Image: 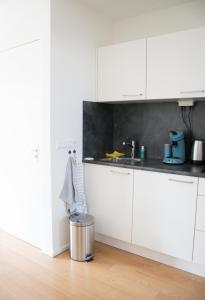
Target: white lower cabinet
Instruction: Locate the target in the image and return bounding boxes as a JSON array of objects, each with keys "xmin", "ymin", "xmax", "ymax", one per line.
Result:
[
  {"xmin": 84, "ymin": 164, "xmax": 199, "ymax": 262},
  {"xmin": 193, "ymin": 231, "xmax": 205, "ymax": 266},
  {"xmin": 84, "ymin": 164, "xmax": 133, "ymax": 243},
  {"xmin": 132, "ymin": 170, "xmax": 198, "ymax": 261},
  {"xmin": 193, "ymin": 194, "xmax": 205, "ymax": 266},
  {"xmin": 196, "ymin": 196, "xmax": 205, "ymax": 231},
  {"xmin": 198, "ymin": 178, "xmax": 205, "ymax": 196}
]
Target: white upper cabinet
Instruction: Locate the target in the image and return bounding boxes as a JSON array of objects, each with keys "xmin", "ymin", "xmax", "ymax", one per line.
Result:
[
  {"xmin": 98, "ymin": 27, "xmax": 205, "ymax": 102},
  {"xmin": 132, "ymin": 170, "xmax": 198, "ymax": 261},
  {"xmin": 97, "ymin": 39, "xmax": 146, "ymax": 102},
  {"xmin": 84, "ymin": 164, "xmax": 133, "ymax": 243},
  {"xmin": 147, "ymin": 27, "xmax": 205, "ymax": 100}
]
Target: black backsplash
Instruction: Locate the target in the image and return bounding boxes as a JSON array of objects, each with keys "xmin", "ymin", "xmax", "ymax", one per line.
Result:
[
  {"xmin": 83, "ymin": 101, "xmax": 205, "ymax": 160},
  {"xmin": 83, "ymin": 101, "xmax": 113, "ymax": 158}
]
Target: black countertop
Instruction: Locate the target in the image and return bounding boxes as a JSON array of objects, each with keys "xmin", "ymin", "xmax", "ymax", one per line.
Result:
[{"xmin": 83, "ymin": 158, "xmax": 205, "ymax": 178}]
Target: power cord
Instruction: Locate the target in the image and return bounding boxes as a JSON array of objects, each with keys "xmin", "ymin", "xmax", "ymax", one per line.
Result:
[{"xmin": 180, "ymin": 106, "xmax": 193, "ymax": 139}]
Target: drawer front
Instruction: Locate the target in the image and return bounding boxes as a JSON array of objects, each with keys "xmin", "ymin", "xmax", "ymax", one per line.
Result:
[
  {"xmin": 196, "ymin": 196, "xmax": 205, "ymax": 232},
  {"xmin": 193, "ymin": 230, "xmax": 205, "ymax": 266},
  {"xmin": 198, "ymin": 178, "xmax": 205, "ymax": 196}
]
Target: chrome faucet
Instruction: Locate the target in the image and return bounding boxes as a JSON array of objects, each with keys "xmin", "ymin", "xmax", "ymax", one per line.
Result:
[{"xmin": 122, "ymin": 140, "xmax": 136, "ymax": 159}]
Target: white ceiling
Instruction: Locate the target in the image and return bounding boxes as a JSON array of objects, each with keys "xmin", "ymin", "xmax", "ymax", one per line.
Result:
[{"xmin": 80, "ymin": 0, "xmax": 194, "ymax": 20}]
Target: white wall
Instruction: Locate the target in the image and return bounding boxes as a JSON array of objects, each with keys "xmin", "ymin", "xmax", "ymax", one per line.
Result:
[
  {"xmin": 50, "ymin": 0, "xmax": 113, "ymax": 255},
  {"xmin": 113, "ymin": 0, "xmax": 205, "ymax": 42},
  {"xmin": 0, "ymin": 0, "xmax": 53, "ymax": 255},
  {"xmin": 0, "ymin": 0, "xmax": 47, "ymax": 50}
]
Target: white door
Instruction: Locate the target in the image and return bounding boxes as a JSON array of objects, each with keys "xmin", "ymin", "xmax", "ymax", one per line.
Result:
[
  {"xmin": 98, "ymin": 39, "xmax": 146, "ymax": 102},
  {"xmin": 84, "ymin": 164, "xmax": 133, "ymax": 243},
  {"xmin": 132, "ymin": 170, "xmax": 197, "ymax": 261},
  {"xmin": 147, "ymin": 27, "xmax": 205, "ymax": 99},
  {"xmin": 0, "ymin": 41, "xmax": 43, "ymax": 248}
]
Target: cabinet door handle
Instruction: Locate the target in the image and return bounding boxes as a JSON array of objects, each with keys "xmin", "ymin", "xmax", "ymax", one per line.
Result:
[
  {"xmin": 168, "ymin": 178, "xmax": 194, "ymax": 184},
  {"xmin": 180, "ymin": 90, "xmax": 205, "ymax": 94},
  {"xmin": 110, "ymin": 170, "xmax": 131, "ymax": 175},
  {"xmin": 123, "ymin": 93, "xmax": 143, "ymax": 97}
]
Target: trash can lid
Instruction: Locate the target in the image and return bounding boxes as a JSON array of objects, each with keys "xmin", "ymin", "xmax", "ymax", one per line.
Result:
[{"xmin": 69, "ymin": 213, "xmax": 94, "ymax": 227}]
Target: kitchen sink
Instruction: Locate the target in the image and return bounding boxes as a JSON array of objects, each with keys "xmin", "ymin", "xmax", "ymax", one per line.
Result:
[{"xmin": 99, "ymin": 157, "xmax": 142, "ymax": 164}]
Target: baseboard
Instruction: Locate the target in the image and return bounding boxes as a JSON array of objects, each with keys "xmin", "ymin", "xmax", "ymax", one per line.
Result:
[
  {"xmin": 42, "ymin": 243, "xmax": 69, "ymax": 257},
  {"xmin": 95, "ymin": 233, "xmax": 205, "ymax": 278}
]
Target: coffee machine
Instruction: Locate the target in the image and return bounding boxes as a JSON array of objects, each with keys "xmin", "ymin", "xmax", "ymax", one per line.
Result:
[{"xmin": 163, "ymin": 130, "xmax": 185, "ymax": 165}]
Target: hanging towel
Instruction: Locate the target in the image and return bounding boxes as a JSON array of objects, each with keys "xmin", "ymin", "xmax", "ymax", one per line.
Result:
[
  {"xmin": 71, "ymin": 156, "xmax": 87, "ymax": 214},
  {"xmin": 59, "ymin": 157, "xmax": 75, "ymax": 214},
  {"xmin": 59, "ymin": 156, "xmax": 87, "ymax": 215}
]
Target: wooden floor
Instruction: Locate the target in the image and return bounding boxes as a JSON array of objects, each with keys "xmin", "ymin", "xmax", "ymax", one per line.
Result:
[{"xmin": 0, "ymin": 231, "xmax": 205, "ymax": 300}]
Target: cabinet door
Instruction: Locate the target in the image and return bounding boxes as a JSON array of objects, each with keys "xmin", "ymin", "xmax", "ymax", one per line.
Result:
[
  {"xmin": 193, "ymin": 231, "xmax": 205, "ymax": 266},
  {"xmin": 196, "ymin": 196, "xmax": 205, "ymax": 232},
  {"xmin": 98, "ymin": 39, "xmax": 146, "ymax": 102},
  {"xmin": 198, "ymin": 178, "xmax": 205, "ymax": 196},
  {"xmin": 84, "ymin": 164, "xmax": 133, "ymax": 243},
  {"xmin": 147, "ymin": 27, "xmax": 205, "ymax": 99},
  {"xmin": 132, "ymin": 170, "xmax": 197, "ymax": 261}
]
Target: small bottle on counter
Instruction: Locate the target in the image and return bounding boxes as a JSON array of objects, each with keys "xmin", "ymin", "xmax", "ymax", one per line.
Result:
[{"xmin": 139, "ymin": 145, "xmax": 145, "ymax": 160}]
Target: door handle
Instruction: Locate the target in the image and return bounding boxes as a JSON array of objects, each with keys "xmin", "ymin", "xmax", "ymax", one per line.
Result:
[
  {"xmin": 168, "ymin": 178, "xmax": 194, "ymax": 184},
  {"xmin": 110, "ymin": 170, "xmax": 131, "ymax": 175},
  {"xmin": 123, "ymin": 93, "xmax": 143, "ymax": 97},
  {"xmin": 180, "ymin": 90, "xmax": 205, "ymax": 94}
]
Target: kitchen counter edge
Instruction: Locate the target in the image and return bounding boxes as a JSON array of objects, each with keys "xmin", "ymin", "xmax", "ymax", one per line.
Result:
[{"xmin": 83, "ymin": 159, "xmax": 205, "ymax": 178}]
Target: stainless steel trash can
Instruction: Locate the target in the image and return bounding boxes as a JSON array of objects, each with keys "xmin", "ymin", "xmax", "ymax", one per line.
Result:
[{"xmin": 69, "ymin": 213, "xmax": 94, "ymax": 262}]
